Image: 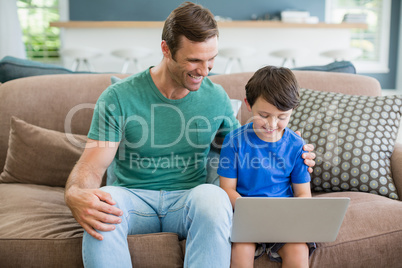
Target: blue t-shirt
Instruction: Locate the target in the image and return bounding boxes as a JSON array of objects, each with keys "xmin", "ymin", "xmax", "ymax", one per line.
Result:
[{"xmin": 217, "ymin": 123, "xmax": 311, "ymax": 197}]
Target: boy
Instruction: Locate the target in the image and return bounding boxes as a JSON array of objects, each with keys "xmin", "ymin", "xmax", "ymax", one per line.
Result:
[{"xmin": 218, "ymin": 66, "xmax": 316, "ymax": 268}]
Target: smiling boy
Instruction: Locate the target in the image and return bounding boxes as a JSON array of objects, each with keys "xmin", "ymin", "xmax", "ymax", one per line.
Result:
[{"xmin": 218, "ymin": 66, "xmax": 316, "ymax": 268}]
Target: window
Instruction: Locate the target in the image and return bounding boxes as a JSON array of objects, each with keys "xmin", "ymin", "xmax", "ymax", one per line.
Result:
[
  {"xmin": 17, "ymin": 0, "xmax": 61, "ymax": 63},
  {"xmin": 326, "ymin": 0, "xmax": 391, "ymax": 73}
]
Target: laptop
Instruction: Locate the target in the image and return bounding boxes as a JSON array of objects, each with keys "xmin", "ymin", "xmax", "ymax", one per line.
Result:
[{"xmin": 231, "ymin": 197, "xmax": 350, "ymax": 243}]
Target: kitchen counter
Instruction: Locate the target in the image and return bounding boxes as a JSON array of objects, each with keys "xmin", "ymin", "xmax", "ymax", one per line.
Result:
[
  {"xmin": 50, "ymin": 20, "xmax": 367, "ymax": 29},
  {"xmin": 51, "ymin": 21, "xmax": 366, "ymax": 73}
]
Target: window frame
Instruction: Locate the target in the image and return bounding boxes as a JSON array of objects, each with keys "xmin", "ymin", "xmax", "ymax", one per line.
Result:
[
  {"xmin": 17, "ymin": 0, "xmax": 69, "ymax": 63},
  {"xmin": 59, "ymin": 0, "xmax": 69, "ymax": 21},
  {"xmin": 325, "ymin": 0, "xmax": 391, "ymax": 73}
]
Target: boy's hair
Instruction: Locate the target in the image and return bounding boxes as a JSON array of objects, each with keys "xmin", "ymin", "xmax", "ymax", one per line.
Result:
[
  {"xmin": 162, "ymin": 1, "xmax": 219, "ymax": 60},
  {"xmin": 245, "ymin": 65, "xmax": 300, "ymax": 111}
]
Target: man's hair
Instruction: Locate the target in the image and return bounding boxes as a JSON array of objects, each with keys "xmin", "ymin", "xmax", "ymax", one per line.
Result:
[
  {"xmin": 162, "ymin": 1, "xmax": 219, "ymax": 60},
  {"xmin": 245, "ymin": 66, "xmax": 300, "ymax": 111}
]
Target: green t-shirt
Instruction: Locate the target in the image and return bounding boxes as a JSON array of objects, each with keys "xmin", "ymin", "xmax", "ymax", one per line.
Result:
[{"xmin": 88, "ymin": 69, "xmax": 240, "ymax": 191}]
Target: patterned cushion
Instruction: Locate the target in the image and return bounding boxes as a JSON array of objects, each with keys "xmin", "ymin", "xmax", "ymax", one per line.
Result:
[{"xmin": 288, "ymin": 88, "xmax": 402, "ymax": 200}]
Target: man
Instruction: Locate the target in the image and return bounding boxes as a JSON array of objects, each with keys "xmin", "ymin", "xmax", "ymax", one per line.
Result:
[{"xmin": 65, "ymin": 2, "xmax": 315, "ymax": 267}]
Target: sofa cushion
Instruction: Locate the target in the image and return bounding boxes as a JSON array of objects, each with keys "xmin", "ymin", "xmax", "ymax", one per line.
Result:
[
  {"xmin": 2, "ymin": 184, "xmax": 401, "ymax": 267},
  {"xmin": 0, "ymin": 183, "xmax": 81, "ymax": 239},
  {"xmin": 0, "ymin": 183, "xmax": 184, "ymax": 267},
  {"xmin": 0, "ymin": 117, "xmax": 87, "ymax": 187},
  {"xmin": 288, "ymin": 88, "xmax": 402, "ymax": 199},
  {"xmin": 255, "ymin": 191, "xmax": 402, "ymax": 268}
]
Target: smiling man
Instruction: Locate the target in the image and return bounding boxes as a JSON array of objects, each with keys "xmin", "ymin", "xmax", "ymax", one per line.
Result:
[
  {"xmin": 151, "ymin": 34, "xmax": 218, "ymax": 98},
  {"xmin": 64, "ymin": 2, "xmax": 315, "ymax": 267}
]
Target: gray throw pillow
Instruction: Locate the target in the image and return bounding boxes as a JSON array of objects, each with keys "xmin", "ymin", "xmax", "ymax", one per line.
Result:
[{"xmin": 288, "ymin": 88, "xmax": 402, "ymax": 200}]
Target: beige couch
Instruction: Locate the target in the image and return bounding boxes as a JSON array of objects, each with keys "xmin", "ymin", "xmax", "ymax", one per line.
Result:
[{"xmin": 0, "ymin": 71, "xmax": 401, "ymax": 267}]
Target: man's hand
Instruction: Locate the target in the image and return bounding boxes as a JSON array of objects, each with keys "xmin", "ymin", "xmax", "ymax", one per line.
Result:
[
  {"xmin": 295, "ymin": 131, "xmax": 316, "ymax": 173},
  {"xmin": 65, "ymin": 186, "xmax": 123, "ymax": 241},
  {"xmin": 64, "ymin": 139, "xmax": 122, "ymax": 240}
]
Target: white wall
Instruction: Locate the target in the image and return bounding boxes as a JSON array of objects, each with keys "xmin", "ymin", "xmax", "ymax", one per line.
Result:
[{"xmin": 0, "ymin": 0, "xmax": 26, "ymax": 59}]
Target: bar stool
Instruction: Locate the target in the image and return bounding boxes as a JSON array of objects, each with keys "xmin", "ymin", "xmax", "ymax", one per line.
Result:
[
  {"xmin": 320, "ymin": 48, "xmax": 362, "ymax": 61},
  {"xmin": 269, "ymin": 49, "xmax": 304, "ymax": 67},
  {"xmin": 219, "ymin": 47, "xmax": 256, "ymax": 74},
  {"xmin": 59, "ymin": 47, "xmax": 103, "ymax": 72},
  {"xmin": 111, "ymin": 47, "xmax": 153, "ymax": 73}
]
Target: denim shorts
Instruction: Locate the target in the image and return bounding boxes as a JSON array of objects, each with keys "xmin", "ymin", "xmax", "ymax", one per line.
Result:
[{"xmin": 255, "ymin": 242, "xmax": 317, "ymax": 263}]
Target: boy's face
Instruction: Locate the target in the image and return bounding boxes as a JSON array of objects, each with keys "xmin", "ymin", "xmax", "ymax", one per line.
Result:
[{"xmin": 245, "ymin": 96, "xmax": 293, "ymax": 142}]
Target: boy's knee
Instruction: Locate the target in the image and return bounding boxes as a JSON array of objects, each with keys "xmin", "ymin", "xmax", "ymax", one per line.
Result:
[
  {"xmin": 231, "ymin": 243, "xmax": 256, "ymax": 268},
  {"xmin": 279, "ymin": 243, "xmax": 309, "ymax": 263}
]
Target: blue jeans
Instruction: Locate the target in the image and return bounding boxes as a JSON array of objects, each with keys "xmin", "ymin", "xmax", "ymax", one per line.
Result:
[{"xmin": 82, "ymin": 184, "xmax": 232, "ymax": 268}]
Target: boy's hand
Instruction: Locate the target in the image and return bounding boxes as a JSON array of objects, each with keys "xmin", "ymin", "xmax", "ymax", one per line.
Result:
[{"xmin": 295, "ymin": 131, "xmax": 316, "ymax": 173}]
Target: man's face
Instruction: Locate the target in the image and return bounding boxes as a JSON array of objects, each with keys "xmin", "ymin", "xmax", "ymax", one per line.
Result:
[{"xmin": 163, "ymin": 35, "xmax": 218, "ymax": 92}]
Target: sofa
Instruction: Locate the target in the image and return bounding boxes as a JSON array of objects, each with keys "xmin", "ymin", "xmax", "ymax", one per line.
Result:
[{"xmin": 0, "ymin": 70, "xmax": 402, "ymax": 268}]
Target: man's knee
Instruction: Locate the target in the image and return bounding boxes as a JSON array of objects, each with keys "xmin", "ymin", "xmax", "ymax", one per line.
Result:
[
  {"xmin": 99, "ymin": 186, "xmax": 127, "ymax": 209},
  {"xmin": 100, "ymin": 185, "xmax": 120, "ymax": 196},
  {"xmin": 192, "ymin": 184, "xmax": 231, "ymax": 206},
  {"xmin": 189, "ymin": 184, "xmax": 232, "ymax": 219}
]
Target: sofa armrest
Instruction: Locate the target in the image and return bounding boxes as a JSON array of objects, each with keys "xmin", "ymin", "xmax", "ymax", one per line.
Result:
[{"xmin": 391, "ymin": 142, "xmax": 402, "ymax": 200}]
